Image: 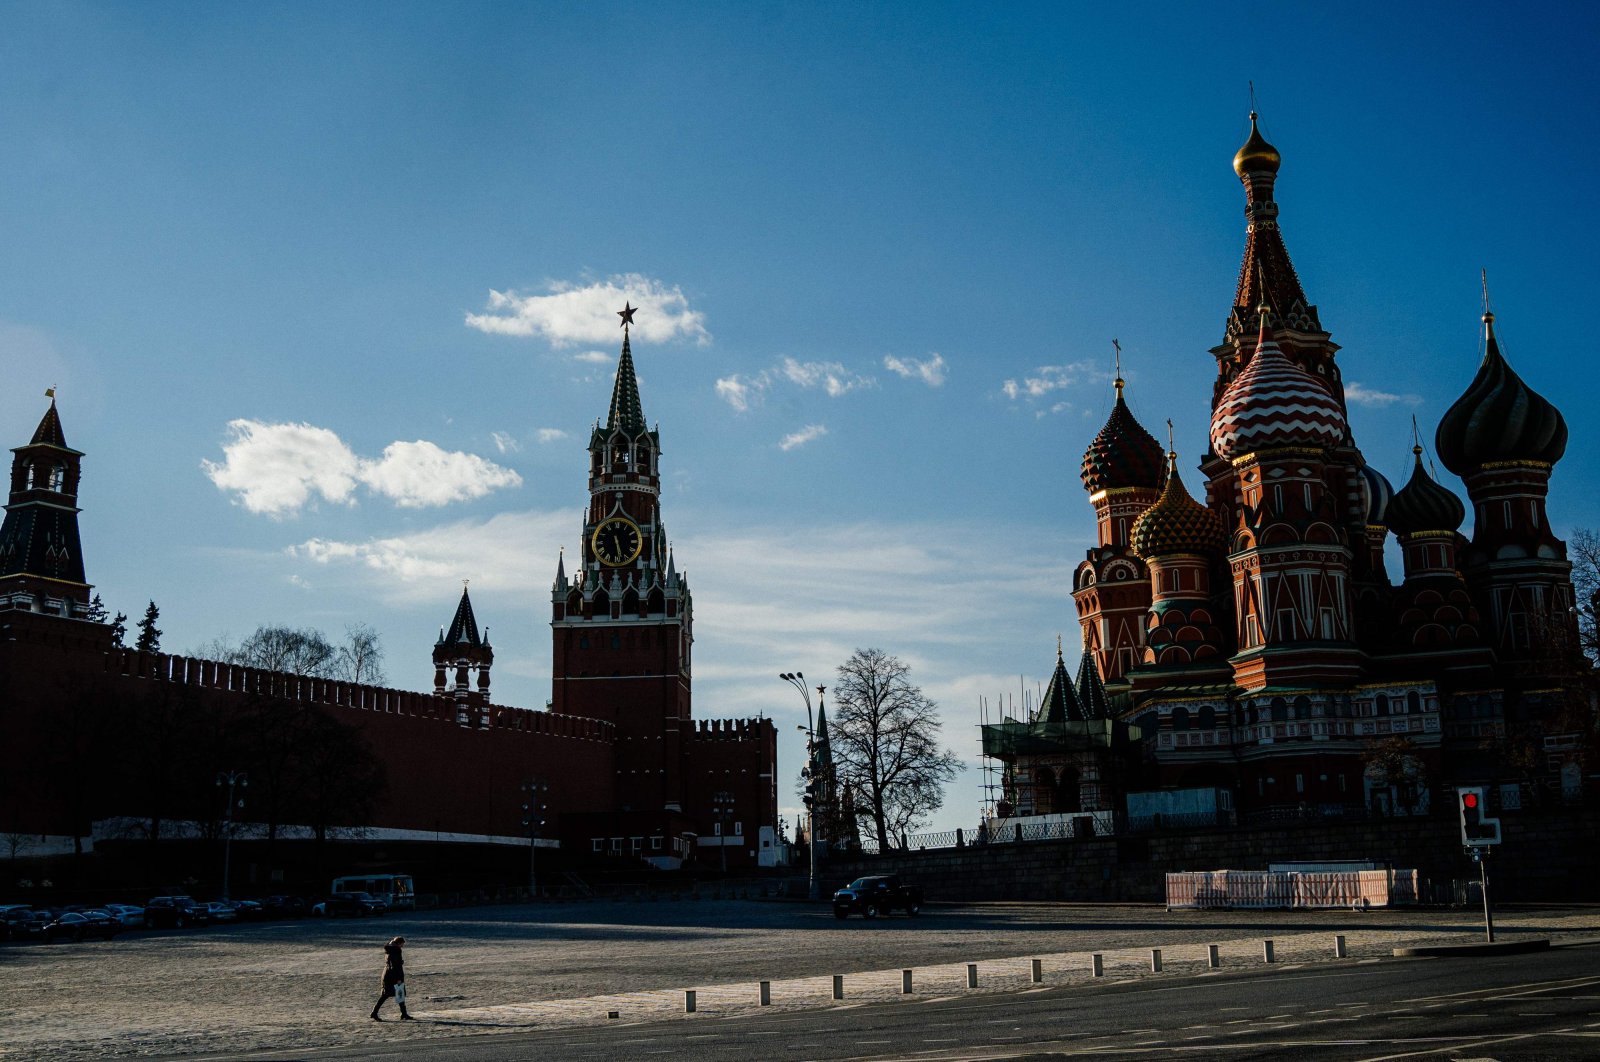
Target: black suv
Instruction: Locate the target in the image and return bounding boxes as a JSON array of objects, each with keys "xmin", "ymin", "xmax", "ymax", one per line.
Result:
[
  {"xmin": 831, "ymin": 875, "xmax": 924, "ymax": 919},
  {"xmin": 144, "ymin": 895, "xmax": 209, "ymax": 928},
  {"xmin": 317, "ymin": 892, "xmax": 388, "ymax": 917}
]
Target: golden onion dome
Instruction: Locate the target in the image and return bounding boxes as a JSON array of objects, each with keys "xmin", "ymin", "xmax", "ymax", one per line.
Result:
[{"xmin": 1233, "ymin": 111, "xmax": 1281, "ymax": 177}]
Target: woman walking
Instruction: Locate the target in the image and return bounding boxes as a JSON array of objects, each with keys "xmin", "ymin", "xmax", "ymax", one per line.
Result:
[{"xmin": 370, "ymin": 936, "xmax": 414, "ymax": 1021}]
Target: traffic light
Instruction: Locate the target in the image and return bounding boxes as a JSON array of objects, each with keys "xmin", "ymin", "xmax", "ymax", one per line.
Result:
[
  {"xmin": 1457, "ymin": 786, "xmax": 1501, "ymax": 846},
  {"xmin": 802, "ymin": 780, "xmax": 815, "ymax": 809}
]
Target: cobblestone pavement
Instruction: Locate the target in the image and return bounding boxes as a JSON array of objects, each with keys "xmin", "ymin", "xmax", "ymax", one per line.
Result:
[{"xmin": 0, "ymin": 900, "xmax": 1593, "ymax": 1059}]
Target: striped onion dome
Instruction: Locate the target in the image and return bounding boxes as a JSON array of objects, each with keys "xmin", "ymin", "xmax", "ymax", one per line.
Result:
[
  {"xmin": 1210, "ymin": 311, "xmax": 1347, "ymax": 460},
  {"xmin": 1130, "ymin": 454, "xmax": 1228, "ymax": 559},
  {"xmin": 1386, "ymin": 446, "xmax": 1465, "ymax": 536},
  {"xmin": 1358, "ymin": 462, "xmax": 1395, "ymax": 526},
  {"xmin": 1081, "ymin": 380, "xmax": 1165, "ymax": 493},
  {"xmin": 1435, "ymin": 311, "xmax": 1567, "ymax": 476}
]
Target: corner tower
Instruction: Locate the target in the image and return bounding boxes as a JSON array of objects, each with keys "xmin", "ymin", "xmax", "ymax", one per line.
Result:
[
  {"xmin": 0, "ymin": 396, "xmax": 92, "ymax": 617},
  {"xmin": 550, "ymin": 305, "xmax": 694, "ymax": 813},
  {"xmin": 434, "ymin": 584, "xmax": 493, "ymax": 729}
]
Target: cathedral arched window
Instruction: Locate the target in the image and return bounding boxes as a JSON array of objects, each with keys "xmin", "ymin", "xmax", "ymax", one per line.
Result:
[
  {"xmin": 1198, "ymin": 705, "xmax": 1216, "ymax": 729},
  {"xmin": 1171, "ymin": 707, "xmax": 1190, "ymax": 730},
  {"xmin": 1406, "ymin": 690, "xmax": 1422, "ymax": 714},
  {"xmin": 1292, "ymin": 695, "xmax": 1311, "ymax": 720},
  {"xmin": 1375, "ymin": 693, "xmax": 1390, "ymax": 716},
  {"xmin": 1269, "ymin": 697, "xmax": 1287, "ymax": 723}
]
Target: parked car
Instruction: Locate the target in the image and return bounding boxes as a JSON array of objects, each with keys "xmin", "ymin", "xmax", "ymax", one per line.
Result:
[
  {"xmin": 144, "ymin": 896, "xmax": 210, "ymax": 929},
  {"xmin": 102, "ymin": 903, "xmax": 146, "ymax": 928},
  {"xmin": 226, "ymin": 899, "xmax": 263, "ymax": 920},
  {"xmin": 43, "ymin": 910, "xmax": 121, "ymax": 943},
  {"xmin": 202, "ymin": 901, "xmax": 238, "ymax": 923},
  {"xmin": 1, "ymin": 908, "xmax": 51, "ymax": 942},
  {"xmin": 312, "ymin": 892, "xmax": 388, "ymax": 917},
  {"xmin": 831, "ymin": 875, "xmax": 924, "ymax": 919},
  {"xmin": 259, "ymin": 895, "xmax": 307, "ymax": 919}
]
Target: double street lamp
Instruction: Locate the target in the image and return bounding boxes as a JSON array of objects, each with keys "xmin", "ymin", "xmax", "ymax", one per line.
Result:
[
  {"xmin": 215, "ymin": 770, "xmax": 248, "ymax": 902},
  {"xmin": 779, "ymin": 672, "xmax": 824, "ymax": 901},
  {"xmin": 521, "ymin": 778, "xmax": 549, "ymax": 897},
  {"xmin": 711, "ymin": 790, "xmax": 736, "ymax": 873}
]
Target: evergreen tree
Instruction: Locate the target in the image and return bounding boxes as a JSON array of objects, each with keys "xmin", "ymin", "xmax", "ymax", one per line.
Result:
[
  {"xmin": 135, "ymin": 601, "xmax": 162, "ymax": 653},
  {"xmin": 85, "ymin": 594, "xmax": 108, "ymax": 623},
  {"xmin": 110, "ymin": 612, "xmax": 128, "ymax": 649}
]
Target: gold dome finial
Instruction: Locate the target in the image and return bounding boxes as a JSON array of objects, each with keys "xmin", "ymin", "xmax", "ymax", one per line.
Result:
[
  {"xmin": 1112, "ymin": 338, "xmax": 1124, "ymax": 397},
  {"xmin": 1233, "ymin": 110, "xmax": 1281, "ymax": 178}
]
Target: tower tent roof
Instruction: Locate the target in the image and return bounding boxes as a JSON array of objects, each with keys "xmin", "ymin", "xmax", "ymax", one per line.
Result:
[
  {"xmin": 1434, "ymin": 310, "xmax": 1567, "ymax": 475},
  {"xmin": 1075, "ymin": 651, "xmax": 1111, "ymax": 720},
  {"xmin": 1227, "ymin": 113, "xmax": 1319, "ymax": 338},
  {"xmin": 606, "ymin": 327, "xmax": 648, "ymax": 436},
  {"xmin": 19, "ymin": 399, "xmax": 80, "ymax": 456},
  {"xmin": 441, "ymin": 586, "xmax": 484, "ymax": 646},
  {"xmin": 1039, "ymin": 644, "xmax": 1084, "ymax": 723}
]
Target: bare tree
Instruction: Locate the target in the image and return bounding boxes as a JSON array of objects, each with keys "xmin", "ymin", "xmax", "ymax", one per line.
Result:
[
  {"xmin": 831, "ymin": 648, "xmax": 961, "ymax": 851},
  {"xmin": 335, "ymin": 623, "xmax": 386, "ymax": 685},
  {"xmin": 1569, "ymin": 528, "xmax": 1600, "ymax": 662}
]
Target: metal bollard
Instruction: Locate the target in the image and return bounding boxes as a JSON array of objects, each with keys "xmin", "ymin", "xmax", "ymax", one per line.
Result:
[
  {"xmin": 1207, "ymin": 944, "xmax": 1220, "ymax": 969},
  {"xmin": 759, "ymin": 981, "xmax": 771, "ymax": 1006},
  {"xmin": 832, "ymin": 974, "xmax": 844, "ymax": 1000},
  {"xmin": 1150, "ymin": 948, "xmax": 1163, "ymax": 973},
  {"xmin": 901, "ymin": 969, "xmax": 913, "ymax": 994},
  {"xmin": 1334, "ymin": 934, "xmax": 1347, "ymax": 959},
  {"xmin": 966, "ymin": 963, "xmax": 978, "ymax": 989},
  {"xmin": 1091, "ymin": 953, "xmax": 1104, "ymax": 977},
  {"xmin": 684, "ymin": 990, "xmax": 696, "ymax": 1013},
  {"xmin": 1031, "ymin": 958, "xmax": 1043, "ymax": 983},
  {"xmin": 1262, "ymin": 939, "xmax": 1275, "ymax": 964}
]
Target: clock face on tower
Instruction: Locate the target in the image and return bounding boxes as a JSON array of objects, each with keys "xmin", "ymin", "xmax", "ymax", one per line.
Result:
[{"xmin": 592, "ymin": 516, "xmax": 643, "ymax": 566}]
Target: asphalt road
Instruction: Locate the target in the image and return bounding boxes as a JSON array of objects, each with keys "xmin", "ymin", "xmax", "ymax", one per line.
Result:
[{"xmin": 191, "ymin": 941, "xmax": 1600, "ymax": 1062}]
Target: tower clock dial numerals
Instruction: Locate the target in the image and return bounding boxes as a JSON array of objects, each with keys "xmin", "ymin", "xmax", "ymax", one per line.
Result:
[{"xmin": 592, "ymin": 516, "xmax": 643, "ymax": 566}]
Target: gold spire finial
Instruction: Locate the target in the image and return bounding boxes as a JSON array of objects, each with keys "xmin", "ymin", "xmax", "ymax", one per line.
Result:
[
  {"xmin": 1166, "ymin": 419, "xmax": 1177, "ymax": 466},
  {"xmin": 44, "ymin": 386, "xmax": 56, "ymax": 400},
  {"xmin": 1112, "ymin": 338, "xmax": 1124, "ymax": 396},
  {"xmin": 1410, "ymin": 415, "xmax": 1425, "ymax": 461},
  {"xmin": 1481, "ymin": 268, "xmax": 1495, "ymax": 329},
  {"xmin": 1056, "ymin": 633, "xmax": 1063, "ymax": 660}
]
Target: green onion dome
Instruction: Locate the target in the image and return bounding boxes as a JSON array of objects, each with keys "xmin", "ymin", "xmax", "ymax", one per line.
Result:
[
  {"xmin": 1386, "ymin": 446, "xmax": 1466, "ymax": 537},
  {"xmin": 1435, "ymin": 311, "xmax": 1567, "ymax": 476}
]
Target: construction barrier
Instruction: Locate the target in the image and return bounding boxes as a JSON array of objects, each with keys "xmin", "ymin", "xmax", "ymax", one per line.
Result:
[{"xmin": 1166, "ymin": 869, "xmax": 1419, "ymax": 910}]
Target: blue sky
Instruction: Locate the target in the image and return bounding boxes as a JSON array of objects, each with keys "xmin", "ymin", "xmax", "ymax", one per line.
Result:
[{"xmin": 3, "ymin": 2, "xmax": 1597, "ymax": 833}]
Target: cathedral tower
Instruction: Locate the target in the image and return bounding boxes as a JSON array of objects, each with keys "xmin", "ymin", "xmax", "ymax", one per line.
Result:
[
  {"xmin": 0, "ymin": 396, "xmax": 92, "ymax": 618},
  {"xmin": 550, "ymin": 306, "xmax": 694, "ymax": 813}
]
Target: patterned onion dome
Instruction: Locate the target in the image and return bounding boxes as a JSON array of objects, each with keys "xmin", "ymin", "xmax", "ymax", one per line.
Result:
[
  {"xmin": 1358, "ymin": 462, "xmax": 1395, "ymax": 526},
  {"xmin": 1130, "ymin": 455, "xmax": 1228, "ymax": 559},
  {"xmin": 1233, "ymin": 111, "xmax": 1281, "ymax": 177},
  {"xmin": 1210, "ymin": 313, "xmax": 1347, "ymax": 460},
  {"xmin": 1386, "ymin": 447, "xmax": 1466, "ymax": 537},
  {"xmin": 1435, "ymin": 311, "xmax": 1567, "ymax": 476},
  {"xmin": 1081, "ymin": 381, "xmax": 1165, "ymax": 493}
]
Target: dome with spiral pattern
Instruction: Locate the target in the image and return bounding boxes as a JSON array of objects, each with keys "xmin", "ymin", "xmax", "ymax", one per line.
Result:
[
  {"xmin": 1435, "ymin": 312, "xmax": 1567, "ymax": 476},
  {"xmin": 1081, "ymin": 381, "xmax": 1165, "ymax": 493},
  {"xmin": 1358, "ymin": 462, "xmax": 1395, "ymax": 527},
  {"xmin": 1386, "ymin": 447, "xmax": 1466, "ymax": 537}
]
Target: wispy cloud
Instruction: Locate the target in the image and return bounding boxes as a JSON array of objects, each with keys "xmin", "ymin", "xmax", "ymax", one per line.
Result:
[
  {"xmin": 1000, "ymin": 361, "xmax": 1108, "ymax": 417},
  {"xmin": 884, "ymin": 353, "xmax": 947, "ymax": 387},
  {"xmin": 571, "ymin": 350, "xmax": 613, "ymax": 365},
  {"xmin": 465, "ymin": 273, "xmax": 709, "ymax": 347},
  {"xmin": 1344, "ymin": 381, "xmax": 1422, "ymax": 407},
  {"xmin": 779, "ymin": 424, "xmax": 828, "ymax": 451},
  {"xmin": 715, "ymin": 358, "xmax": 876, "ymax": 411},
  {"xmin": 537, "ymin": 428, "xmax": 570, "ymax": 444},
  {"xmin": 491, "ymin": 431, "xmax": 521, "ymax": 454},
  {"xmin": 203, "ymin": 420, "xmax": 521, "ymax": 518}
]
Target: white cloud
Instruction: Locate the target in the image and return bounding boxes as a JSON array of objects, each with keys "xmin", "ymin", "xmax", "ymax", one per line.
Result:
[
  {"xmin": 537, "ymin": 428, "xmax": 570, "ymax": 444},
  {"xmin": 202, "ymin": 420, "xmax": 362, "ymax": 517},
  {"xmin": 290, "ymin": 509, "xmax": 576, "ymax": 604},
  {"xmin": 205, "ymin": 420, "xmax": 520, "ymax": 517},
  {"xmin": 714, "ymin": 374, "xmax": 768, "ymax": 413},
  {"xmin": 779, "ymin": 424, "xmax": 828, "ymax": 451},
  {"xmin": 715, "ymin": 359, "xmax": 875, "ymax": 411},
  {"xmin": 1000, "ymin": 361, "xmax": 1105, "ymax": 412},
  {"xmin": 491, "ymin": 431, "xmax": 521, "ymax": 454},
  {"xmin": 464, "ymin": 273, "xmax": 709, "ymax": 347},
  {"xmin": 1344, "ymin": 381, "xmax": 1422, "ymax": 407},
  {"xmin": 360, "ymin": 440, "xmax": 523, "ymax": 508},
  {"xmin": 884, "ymin": 353, "xmax": 947, "ymax": 387},
  {"xmin": 572, "ymin": 350, "xmax": 613, "ymax": 365}
]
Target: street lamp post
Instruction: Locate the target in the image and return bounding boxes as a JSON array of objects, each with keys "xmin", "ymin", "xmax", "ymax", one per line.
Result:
[
  {"xmin": 215, "ymin": 770, "xmax": 248, "ymax": 902},
  {"xmin": 711, "ymin": 790, "xmax": 735, "ymax": 873},
  {"xmin": 521, "ymin": 779, "xmax": 548, "ymax": 898},
  {"xmin": 779, "ymin": 672, "xmax": 822, "ymax": 901}
]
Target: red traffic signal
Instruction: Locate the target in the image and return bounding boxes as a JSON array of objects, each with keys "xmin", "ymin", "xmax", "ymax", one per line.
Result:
[
  {"xmin": 1462, "ymin": 792, "xmax": 1478, "ymax": 809},
  {"xmin": 1457, "ymin": 786, "xmax": 1501, "ymax": 846}
]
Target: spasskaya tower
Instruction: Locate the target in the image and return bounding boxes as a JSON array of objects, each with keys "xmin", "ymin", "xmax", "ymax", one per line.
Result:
[{"xmin": 550, "ymin": 303, "xmax": 695, "ymax": 813}]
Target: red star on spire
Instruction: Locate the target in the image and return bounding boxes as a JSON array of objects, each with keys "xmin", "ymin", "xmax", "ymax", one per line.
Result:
[{"xmin": 617, "ymin": 302, "xmax": 637, "ymax": 327}]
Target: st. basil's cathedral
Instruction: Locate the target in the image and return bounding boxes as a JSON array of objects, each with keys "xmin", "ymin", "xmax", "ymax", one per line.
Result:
[{"xmin": 994, "ymin": 114, "xmax": 1586, "ymax": 824}]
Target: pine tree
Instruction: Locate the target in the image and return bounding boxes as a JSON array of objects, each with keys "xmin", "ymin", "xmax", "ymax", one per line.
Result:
[
  {"xmin": 135, "ymin": 601, "xmax": 162, "ymax": 653},
  {"xmin": 110, "ymin": 612, "xmax": 128, "ymax": 649},
  {"xmin": 85, "ymin": 594, "xmax": 108, "ymax": 623}
]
